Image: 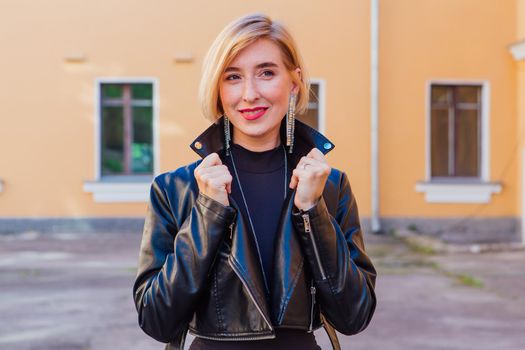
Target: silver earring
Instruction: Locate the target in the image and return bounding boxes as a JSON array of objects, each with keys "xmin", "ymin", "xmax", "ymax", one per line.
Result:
[
  {"xmin": 223, "ymin": 115, "xmax": 231, "ymax": 156},
  {"xmin": 286, "ymin": 93, "xmax": 297, "ymax": 154}
]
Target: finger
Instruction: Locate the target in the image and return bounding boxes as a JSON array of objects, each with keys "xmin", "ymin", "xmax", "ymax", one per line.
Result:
[
  {"xmin": 306, "ymin": 148, "xmax": 326, "ymax": 162},
  {"xmin": 197, "ymin": 164, "xmax": 229, "ymax": 177},
  {"xmin": 208, "ymin": 174, "xmax": 232, "ymax": 190},
  {"xmin": 200, "ymin": 152, "xmax": 223, "ymax": 168},
  {"xmin": 209, "ymin": 164, "xmax": 230, "ymax": 173},
  {"xmin": 199, "ymin": 170, "xmax": 231, "ymax": 184},
  {"xmin": 297, "ymin": 158, "xmax": 322, "ymax": 171},
  {"xmin": 292, "ymin": 168, "xmax": 310, "ymax": 180},
  {"xmin": 296, "ymin": 156, "xmax": 308, "ymax": 170},
  {"xmin": 289, "ymin": 174, "xmax": 298, "ymax": 189},
  {"xmin": 226, "ymin": 181, "xmax": 232, "ymax": 194}
]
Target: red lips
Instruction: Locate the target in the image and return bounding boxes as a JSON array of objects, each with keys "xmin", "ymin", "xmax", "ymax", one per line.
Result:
[{"xmin": 238, "ymin": 106, "xmax": 269, "ymax": 121}]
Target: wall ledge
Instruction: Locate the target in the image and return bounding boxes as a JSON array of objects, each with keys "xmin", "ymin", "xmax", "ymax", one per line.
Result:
[
  {"xmin": 415, "ymin": 181, "xmax": 502, "ymax": 203},
  {"xmin": 83, "ymin": 180, "xmax": 150, "ymax": 203}
]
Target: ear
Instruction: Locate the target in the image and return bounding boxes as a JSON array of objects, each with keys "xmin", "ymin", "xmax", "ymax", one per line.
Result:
[{"xmin": 291, "ymin": 67, "xmax": 302, "ymax": 94}]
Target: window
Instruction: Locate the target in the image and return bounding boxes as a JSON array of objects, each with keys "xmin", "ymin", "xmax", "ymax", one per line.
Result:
[
  {"xmin": 83, "ymin": 79, "xmax": 158, "ymax": 203},
  {"xmin": 100, "ymin": 83, "xmax": 154, "ymax": 177},
  {"xmin": 430, "ymin": 85, "xmax": 480, "ymax": 178},
  {"xmin": 415, "ymin": 81, "xmax": 501, "ymax": 203},
  {"xmin": 297, "ymin": 82, "xmax": 322, "ymax": 131}
]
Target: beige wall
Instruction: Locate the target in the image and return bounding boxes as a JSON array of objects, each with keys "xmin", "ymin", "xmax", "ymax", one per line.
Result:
[
  {"xmin": 379, "ymin": 0, "xmax": 517, "ymax": 216},
  {"xmin": 0, "ymin": 0, "xmax": 520, "ymax": 221},
  {"xmin": 0, "ymin": 0, "xmax": 371, "ymax": 217}
]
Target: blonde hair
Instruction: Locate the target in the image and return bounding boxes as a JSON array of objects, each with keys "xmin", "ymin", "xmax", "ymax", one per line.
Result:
[{"xmin": 199, "ymin": 13, "xmax": 310, "ymax": 121}]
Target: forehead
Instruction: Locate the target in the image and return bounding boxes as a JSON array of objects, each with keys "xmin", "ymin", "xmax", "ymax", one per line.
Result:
[{"xmin": 227, "ymin": 38, "xmax": 286, "ymax": 68}]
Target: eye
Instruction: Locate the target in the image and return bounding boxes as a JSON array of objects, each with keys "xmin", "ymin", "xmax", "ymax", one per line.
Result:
[
  {"xmin": 225, "ymin": 74, "xmax": 241, "ymax": 81},
  {"xmin": 260, "ymin": 70, "xmax": 275, "ymax": 78}
]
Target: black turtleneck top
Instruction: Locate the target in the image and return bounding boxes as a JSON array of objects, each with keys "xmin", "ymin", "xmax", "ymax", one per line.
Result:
[
  {"xmin": 189, "ymin": 143, "xmax": 320, "ymax": 350},
  {"xmin": 227, "ymin": 142, "xmax": 289, "ymax": 288}
]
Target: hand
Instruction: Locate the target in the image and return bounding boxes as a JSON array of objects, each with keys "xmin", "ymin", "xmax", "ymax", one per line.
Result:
[
  {"xmin": 289, "ymin": 148, "xmax": 331, "ymax": 211},
  {"xmin": 194, "ymin": 153, "xmax": 232, "ymax": 206}
]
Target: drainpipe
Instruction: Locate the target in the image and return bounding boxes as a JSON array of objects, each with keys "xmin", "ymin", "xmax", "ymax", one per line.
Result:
[
  {"xmin": 522, "ymin": 149, "xmax": 525, "ymax": 245},
  {"xmin": 371, "ymin": 0, "xmax": 382, "ymax": 233}
]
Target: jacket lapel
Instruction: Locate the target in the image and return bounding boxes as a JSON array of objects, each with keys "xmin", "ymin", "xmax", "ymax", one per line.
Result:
[
  {"xmin": 270, "ymin": 187, "xmax": 305, "ymax": 324},
  {"xmin": 227, "ymin": 196, "xmax": 273, "ymax": 327}
]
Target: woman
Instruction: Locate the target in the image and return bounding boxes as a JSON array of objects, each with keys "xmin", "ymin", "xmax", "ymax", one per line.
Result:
[{"xmin": 133, "ymin": 13, "xmax": 376, "ymax": 350}]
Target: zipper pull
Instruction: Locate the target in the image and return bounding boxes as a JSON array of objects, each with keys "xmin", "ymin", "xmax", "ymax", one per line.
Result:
[
  {"xmin": 309, "ymin": 281, "xmax": 316, "ymax": 332},
  {"xmin": 302, "ymin": 213, "xmax": 311, "ymax": 233},
  {"xmin": 229, "ymin": 211, "xmax": 237, "ymax": 240}
]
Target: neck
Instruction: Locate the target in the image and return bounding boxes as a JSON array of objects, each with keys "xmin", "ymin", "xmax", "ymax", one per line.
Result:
[{"xmin": 232, "ymin": 131, "xmax": 281, "ymax": 152}]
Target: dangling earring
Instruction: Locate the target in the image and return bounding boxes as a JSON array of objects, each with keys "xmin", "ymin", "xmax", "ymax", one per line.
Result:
[
  {"xmin": 223, "ymin": 115, "xmax": 231, "ymax": 156},
  {"xmin": 286, "ymin": 93, "xmax": 297, "ymax": 154}
]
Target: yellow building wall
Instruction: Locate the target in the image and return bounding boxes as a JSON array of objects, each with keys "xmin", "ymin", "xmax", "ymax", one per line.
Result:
[
  {"xmin": 0, "ymin": 0, "xmax": 371, "ymax": 217},
  {"xmin": 379, "ymin": 0, "xmax": 518, "ymax": 216}
]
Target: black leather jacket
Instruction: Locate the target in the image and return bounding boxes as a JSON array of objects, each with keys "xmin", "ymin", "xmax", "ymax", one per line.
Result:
[{"xmin": 133, "ymin": 118, "xmax": 377, "ymax": 349}]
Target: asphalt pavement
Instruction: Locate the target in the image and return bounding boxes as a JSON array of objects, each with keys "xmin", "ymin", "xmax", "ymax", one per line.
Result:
[{"xmin": 0, "ymin": 230, "xmax": 524, "ymax": 350}]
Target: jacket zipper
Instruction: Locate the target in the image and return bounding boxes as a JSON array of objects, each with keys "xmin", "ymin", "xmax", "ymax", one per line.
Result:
[
  {"xmin": 302, "ymin": 213, "xmax": 327, "ymax": 280},
  {"xmin": 228, "ymin": 256, "xmax": 274, "ymax": 332},
  {"xmin": 189, "ymin": 330, "xmax": 275, "ymax": 342},
  {"xmin": 308, "ymin": 280, "xmax": 316, "ymax": 332}
]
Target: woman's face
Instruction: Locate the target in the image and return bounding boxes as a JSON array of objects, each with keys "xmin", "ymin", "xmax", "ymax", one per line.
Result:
[{"xmin": 219, "ymin": 38, "xmax": 299, "ymax": 150}]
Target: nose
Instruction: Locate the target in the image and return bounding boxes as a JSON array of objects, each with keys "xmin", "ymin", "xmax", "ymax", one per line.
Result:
[{"xmin": 242, "ymin": 78, "xmax": 259, "ymax": 102}]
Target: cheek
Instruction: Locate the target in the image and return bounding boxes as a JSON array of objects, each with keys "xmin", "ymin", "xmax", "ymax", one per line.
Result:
[
  {"xmin": 219, "ymin": 85, "xmax": 239, "ymax": 109},
  {"xmin": 261, "ymin": 81, "xmax": 290, "ymax": 106},
  {"xmin": 268, "ymin": 87, "xmax": 291, "ymax": 110}
]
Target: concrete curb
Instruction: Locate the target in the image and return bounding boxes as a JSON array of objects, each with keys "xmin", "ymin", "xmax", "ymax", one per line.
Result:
[{"xmin": 394, "ymin": 229, "xmax": 525, "ymax": 254}]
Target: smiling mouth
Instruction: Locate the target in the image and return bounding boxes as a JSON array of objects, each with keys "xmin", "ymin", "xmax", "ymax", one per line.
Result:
[{"xmin": 238, "ymin": 107, "xmax": 269, "ymax": 121}]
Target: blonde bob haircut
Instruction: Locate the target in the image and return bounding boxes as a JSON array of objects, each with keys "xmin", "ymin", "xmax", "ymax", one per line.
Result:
[{"xmin": 199, "ymin": 13, "xmax": 310, "ymax": 121}]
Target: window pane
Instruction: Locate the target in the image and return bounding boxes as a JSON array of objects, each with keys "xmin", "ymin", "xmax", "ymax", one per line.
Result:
[
  {"xmin": 132, "ymin": 107, "xmax": 153, "ymax": 174},
  {"xmin": 132, "ymin": 84, "xmax": 153, "ymax": 99},
  {"xmin": 310, "ymin": 84, "xmax": 319, "ymax": 100},
  {"xmin": 456, "ymin": 86, "xmax": 479, "ymax": 104},
  {"xmin": 431, "ymin": 108, "xmax": 449, "ymax": 177},
  {"xmin": 101, "ymin": 106, "xmax": 124, "ymax": 175},
  {"xmin": 102, "ymin": 84, "xmax": 122, "ymax": 99},
  {"xmin": 431, "ymin": 86, "xmax": 450, "ymax": 104},
  {"xmin": 299, "ymin": 108, "xmax": 319, "ymax": 130},
  {"xmin": 455, "ymin": 109, "xmax": 479, "ymax": 176},
  {"xmin": 296, "ymin": 83, "xmax": 320, "ymax": 130}
]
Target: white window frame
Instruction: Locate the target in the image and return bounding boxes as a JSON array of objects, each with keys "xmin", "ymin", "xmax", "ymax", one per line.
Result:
[
  {"xmin": 83, "ymin": 77, "xmax": 160, "ymax": 203},
  {"xmin": 308, "ymin": 78, "xmax": 326, "ymax": 134},
  {"xmin": 415, "ymin": 79, "xmax": 501, "ymax": 203}
]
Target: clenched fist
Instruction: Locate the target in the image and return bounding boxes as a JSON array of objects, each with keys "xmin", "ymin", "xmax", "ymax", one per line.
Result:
[
  {"xmin": 289, "ymin": 148, "xmax": 331, "ymax": 211},
  {"xmin": 194, "ymin": 153, "xmax": 233, "ymax": 206}
]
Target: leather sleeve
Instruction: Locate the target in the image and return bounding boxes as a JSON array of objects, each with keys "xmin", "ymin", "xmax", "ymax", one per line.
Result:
[
  {"xmin": 292, "ymin": 171, "xmax": 377, "ymax": 335},
  {"xmin": 133, "ymin": 175, "xmax": 236, "ymax": 343}
]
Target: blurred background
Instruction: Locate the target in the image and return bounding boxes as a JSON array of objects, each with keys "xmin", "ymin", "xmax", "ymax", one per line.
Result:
[{"xmin": 1, "ymin": 0, "xmax": 524, "ymax": 349}]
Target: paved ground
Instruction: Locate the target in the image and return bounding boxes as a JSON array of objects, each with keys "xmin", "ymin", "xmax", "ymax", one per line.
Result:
[{"xmin": 0, "ymin": 230, "xmax": 524, "ymax": 350}]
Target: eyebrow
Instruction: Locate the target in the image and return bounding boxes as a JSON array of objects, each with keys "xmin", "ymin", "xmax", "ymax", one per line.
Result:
[{"xmin": 224, "ymin": 62, "xmax": 279, "ymax": 73}]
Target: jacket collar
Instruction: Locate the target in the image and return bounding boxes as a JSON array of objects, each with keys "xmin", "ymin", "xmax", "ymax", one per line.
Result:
[{"xmin": 189, "ymin": 116, "xmax": 335, "ymax": 163}]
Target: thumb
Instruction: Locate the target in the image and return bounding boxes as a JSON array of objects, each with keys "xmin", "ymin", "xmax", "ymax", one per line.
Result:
[{"xmin": 289, "ymin": 174, "xmax": 298, "ymax": 189}]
